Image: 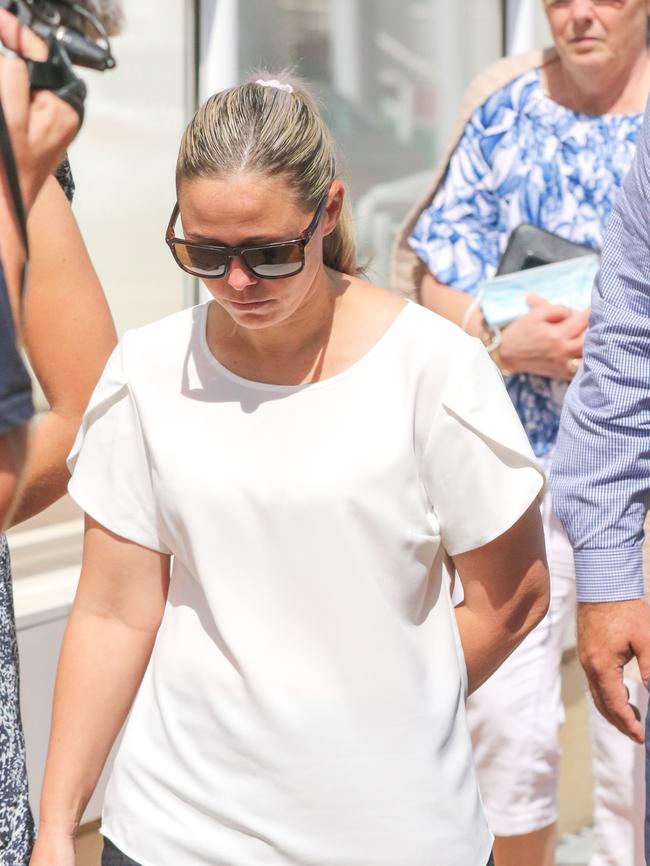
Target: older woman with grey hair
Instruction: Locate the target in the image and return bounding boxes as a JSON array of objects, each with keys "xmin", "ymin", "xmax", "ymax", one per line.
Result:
[{"xmin": 393, "ymin": 2, "xmax": 650, "ymax": 866}]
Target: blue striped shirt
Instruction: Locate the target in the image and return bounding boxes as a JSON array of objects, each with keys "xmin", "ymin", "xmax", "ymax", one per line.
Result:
[{"xmin": 551, "ymin": 99, "xmax": 650, "ymax": 603}]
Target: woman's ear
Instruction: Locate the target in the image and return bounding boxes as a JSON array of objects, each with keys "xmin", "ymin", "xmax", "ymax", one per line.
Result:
[{"xmin": 321, "ymin": 180, "xmax": 345, "ymax": 238}]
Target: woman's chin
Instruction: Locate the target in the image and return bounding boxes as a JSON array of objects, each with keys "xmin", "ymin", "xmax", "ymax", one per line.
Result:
[
  {"xmin": 563, "ymin": 41, "xmax": 611, "ymax": 64},
  {"xmin": 219, "ymin": 299, "xmax": 287, "ymax": 329}
]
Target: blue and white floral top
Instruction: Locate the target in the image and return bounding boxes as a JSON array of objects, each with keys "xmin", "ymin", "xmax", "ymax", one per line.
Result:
[{"xmin": 409, "ymin": 68, "xmax": 643, "ymax": 457}]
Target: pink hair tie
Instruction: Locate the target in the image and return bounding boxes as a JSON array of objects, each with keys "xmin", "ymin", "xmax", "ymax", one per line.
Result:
[{"xmin": 255, "ymin": 79, "xmax": 294, "ymax": 94}]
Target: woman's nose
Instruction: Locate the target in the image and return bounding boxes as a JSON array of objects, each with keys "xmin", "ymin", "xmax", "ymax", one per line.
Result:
[
  {"xmin": 226, "ymin": 256, "xmax": 257, "ymax": 291},
  {"xmin": 570, "ymin": 0, "xmax": 595, "ymax": 25}
]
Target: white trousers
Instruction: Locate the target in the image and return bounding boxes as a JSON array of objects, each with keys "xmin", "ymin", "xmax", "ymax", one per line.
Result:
[{"xmin": 464, "ymin": 477, "xmax": 646, "ymax": 865}]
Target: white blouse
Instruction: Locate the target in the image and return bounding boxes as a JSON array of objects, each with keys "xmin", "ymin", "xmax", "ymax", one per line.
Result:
[{"xmin": 68, "ymin": 300, "xmax": 544, "ymax": 866}]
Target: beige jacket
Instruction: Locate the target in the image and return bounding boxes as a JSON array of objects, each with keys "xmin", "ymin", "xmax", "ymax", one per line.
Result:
[{"xmin": 390, "ymin": 47, "xmax": 559, "ymax": 301}]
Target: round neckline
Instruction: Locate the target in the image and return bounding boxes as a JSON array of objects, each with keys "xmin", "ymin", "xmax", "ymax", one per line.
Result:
[
  {"xmin": 198, "ymin": 300, "xmax": 412, "ymax": 393},
  {"xmin": 530, "ymin": 67, "xmax": 643, "ymax": 122}
]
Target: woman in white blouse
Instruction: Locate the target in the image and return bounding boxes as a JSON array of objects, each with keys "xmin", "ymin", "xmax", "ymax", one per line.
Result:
[{"xmin": 30, "ymin": 77, "xmax": 549, "ymax": 866}]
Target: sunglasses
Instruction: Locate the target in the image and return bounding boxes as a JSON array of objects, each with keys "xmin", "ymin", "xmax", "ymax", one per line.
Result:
[{"xmin": 165, "ymin": 192, "xmax": 329, "ymax": 280}]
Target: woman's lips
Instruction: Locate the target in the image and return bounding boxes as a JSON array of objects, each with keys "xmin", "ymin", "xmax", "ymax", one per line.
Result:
[{"xmin": 227, "ymin": 298, "xmax": 272, "ymax": 310}]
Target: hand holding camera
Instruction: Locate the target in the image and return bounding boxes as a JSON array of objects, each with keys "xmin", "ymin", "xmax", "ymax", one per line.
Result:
[
  {"xmin": 0, "ymin": 0, "xmax": 119, "ymax": 212},
  {"xmin": 0, "ymin": 8, "xmax": 80, "ymax": 211}
]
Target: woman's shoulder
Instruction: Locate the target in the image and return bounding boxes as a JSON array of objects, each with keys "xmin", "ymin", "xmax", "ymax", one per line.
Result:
[
  {"xmin": 399, "ymin": 301, "xmax": 482, "ymax": 364},
  {"xmin": 117, "ymin": 304, "xmax": 203, "ymax": 377},
  {"xmin": 476, "ymin": 67, "xmax": 542, "ymax": 127},
  {"xmin": 351, "ymin": 281, "xmax": 481, "ymax": 370},
  {"xmin": 343, "ymin": 282, "xmax": 479, "ymax": 372}
]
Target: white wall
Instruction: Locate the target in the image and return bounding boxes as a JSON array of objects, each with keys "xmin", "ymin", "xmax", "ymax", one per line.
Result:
[
  {"xmin": 68, "ymin": 0, "xmax": 196, "ymax": 337},
  {"xmin": 199, "ymin": 0, "xmax": 239, "ymax": 97}
]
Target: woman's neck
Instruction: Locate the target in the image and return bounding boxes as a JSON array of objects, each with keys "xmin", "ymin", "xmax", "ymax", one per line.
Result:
[
  {"xmin": 207, "ymin": 270, "xmax": 349, "ymax": 385},
  {"xmin": 543, "ymin": 49, "xmax": 650, "ymax": 116}
]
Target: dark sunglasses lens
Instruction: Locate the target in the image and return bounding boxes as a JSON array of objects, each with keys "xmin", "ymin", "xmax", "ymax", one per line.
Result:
[
  {"xmin": 174, "ymin": 242, "xmax": 228, "ymax": 277},
  {"xmin": 244, "ymin": 244, "xmax": 303, "ymax": 277}
]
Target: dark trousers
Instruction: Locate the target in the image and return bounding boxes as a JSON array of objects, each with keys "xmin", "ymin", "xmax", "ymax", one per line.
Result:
[
  {"xmin": 102, "ymin": 838, "xmax": 495, "ymax": 866},
  {"xmin": 102, "ymin": 838, "xmax": 141, "ymax": 866}
]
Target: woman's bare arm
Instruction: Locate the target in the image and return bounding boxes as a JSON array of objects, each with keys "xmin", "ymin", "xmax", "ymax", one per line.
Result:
[
  {"xmin": 0, "ymin": 427, "xmax": 28, "ymax": 530},
  {"xmin": 453, "ymin": 501, "xmax": 550, "ymax": 694},
  {"xmin": 0, "ymin": 13, "xmax": 82, "ymax": 529},
  {"xmin": 421, "ymin": 272, "xmax": 483, "ymax": 333},
  {"xmin": 30, "ymin": 517, "xmax": 170, "ymax": 865},
  {"xmin": 10, "ymin": 176, "xmax": 116, "ymax": 526}
]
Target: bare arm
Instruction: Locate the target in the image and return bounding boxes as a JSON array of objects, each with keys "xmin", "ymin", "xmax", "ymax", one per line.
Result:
[
  {"xmin": 30, "ymin": 517, "xmax": 170, "ymax": 866},
  {"xmin": 421, "ymin": 271, "xmax": 589, "ymax": 381},
  {"xmin": 0, "ymin": 426, "xmax": 28, "ymax": 529},
  {"xmin": 0, "ymin": 10, "xmax": 82, "ymax": 527},
  {"xmin": 453, "ymin": 501, "xmax": 550, "ymax": 694},
  {"xmin": 9, "ymin": 176, "xmax": 116, "ymax": 525},
  {"xmin": 420, "ymin": 272, "xmax": 482, "ymax": 332}
]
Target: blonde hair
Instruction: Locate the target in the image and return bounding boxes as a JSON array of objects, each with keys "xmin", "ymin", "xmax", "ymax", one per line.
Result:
[{"xmin": 176, "ymin": 74, "xmax": 359, "ymax": 276}]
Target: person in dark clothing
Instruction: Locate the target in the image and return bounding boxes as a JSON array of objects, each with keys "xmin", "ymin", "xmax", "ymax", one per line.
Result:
[{"xmin": 0, "ymin": 268, "xmax": 33, "ymax": 436}]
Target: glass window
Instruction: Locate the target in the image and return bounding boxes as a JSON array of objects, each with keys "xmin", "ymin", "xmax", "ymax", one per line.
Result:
[
  {"xmin": 506, "ymin": 0, "xmax": 552, "ymax": 54},
  {"xmin": 222, "ymin": 0, "xmax": 504, "ymax": 283},
  {"xmin": 531, "ymin": 5, "xmax": 553, "ymax": 48}
]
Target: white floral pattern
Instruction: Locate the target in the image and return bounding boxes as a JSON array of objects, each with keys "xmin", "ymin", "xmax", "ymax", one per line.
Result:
[{"xmin": 409, "ymin": 68, "xmax": 642, "ymax": 456}]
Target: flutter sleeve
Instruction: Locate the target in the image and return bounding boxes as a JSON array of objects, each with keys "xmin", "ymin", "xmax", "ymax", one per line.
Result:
[
  {"xmin": 421, "ymin": 341, "xmax": 545, "ymax": 556},
  {"xmin": 67, "ymin": 339, "xmax": 171, "ymax": 554}
]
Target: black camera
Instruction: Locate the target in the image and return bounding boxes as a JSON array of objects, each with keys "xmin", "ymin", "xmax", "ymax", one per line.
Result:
[{"xmin": 0, "ymin": 0, "xmax": 118, "ymax": 120}]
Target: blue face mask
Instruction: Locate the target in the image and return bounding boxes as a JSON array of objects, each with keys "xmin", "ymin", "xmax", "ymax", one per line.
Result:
[{"xmin": 480, "ymin": 254, "xmax": 599, "ymax": 328}]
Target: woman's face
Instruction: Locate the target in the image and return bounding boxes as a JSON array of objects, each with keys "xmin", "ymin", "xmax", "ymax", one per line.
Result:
[
  {"xmin": 543, "ymin": 0, "xmax": 650, "ymax": 69},
  {"xmin": 176, "ymin": 172, "xmax": 343, "ymax": 331}
]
